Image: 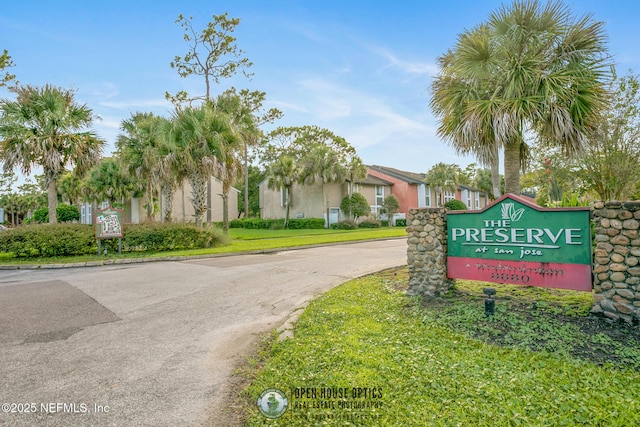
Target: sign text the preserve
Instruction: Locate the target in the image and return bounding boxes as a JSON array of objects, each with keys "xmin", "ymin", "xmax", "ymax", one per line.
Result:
[{"xmin": 447, "ymin": 194, "xmax": 592, "ymax": 291}]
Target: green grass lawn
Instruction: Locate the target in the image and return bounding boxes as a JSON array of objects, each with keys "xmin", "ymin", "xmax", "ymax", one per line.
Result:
[
  {"xmin": 240, "ymin": 267, "xmax": 640, "ymax": 426},
  {"xmin": 0, "ymin": 227, "xmax": 406, "ymax": 265}
]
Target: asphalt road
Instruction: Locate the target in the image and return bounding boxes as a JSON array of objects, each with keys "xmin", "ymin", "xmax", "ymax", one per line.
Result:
[{"xmin": 0, "ymin": 239, "xmax": 406, "ymax": 426}]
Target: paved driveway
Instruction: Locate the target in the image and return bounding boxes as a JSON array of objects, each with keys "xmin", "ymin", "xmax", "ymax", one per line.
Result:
[{"xmin": 0, "ymin": 239, "xmax": 406, "ymax": 426}]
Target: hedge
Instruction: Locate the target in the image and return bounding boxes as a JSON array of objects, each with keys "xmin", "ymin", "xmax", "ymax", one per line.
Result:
[
  {"xmin": 0, "ymin": 223, "xmax": 228, "ymax": 258},
  {"xmin": 445, "ymin": 199, "xmax": 467, "ymax": 210},
  {"xmin": 230, "ymin": 217, "xmax": 326, "ymax": 229},
  {"xmin": 0, "ymin": 224, "xmax": 95, "ymax": 257}
]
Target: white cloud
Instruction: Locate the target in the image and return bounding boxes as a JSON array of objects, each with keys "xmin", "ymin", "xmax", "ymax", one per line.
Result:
[
  {"xmin": 270, "ymin": 100, "xmax": 309, "ymax": 114},
  {"xmin": 99, "ymin": 98, "xmax": 172, "ymax": 110},
  {"xmin": 368, "ymin": 45, "xmax": 439, "ymax": 78},
  {"xmin": 85, "ymin": 81, "xmax": 120, "ymax": 99}
]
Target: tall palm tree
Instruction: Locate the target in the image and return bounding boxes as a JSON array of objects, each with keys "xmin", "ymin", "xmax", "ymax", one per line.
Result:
[
  {"xmin": 345, "ymin": 156, "xmax": 367, "ymax": 196},
  {"xmin": 117, "ymin": 112, "xmax": 166, "ymax": 222},
  {"xmin": 58, "ymin": 170, "xmax": 84, "ymax": 208},
  {"xmin": 301, "ymin": 144, "xmax": 347, "ymax": 227},
  {"xmin": 170, "ymin": 103, "xmax": 237, "ymax": 227},
  {"xmin": 0, "ymin": 85, "xmax": 104, "ymax": 222},
  {"xmin": 425, "ymin": 162, "xmax": 459, "ymax": 207},
  {"xmin": 430, "ymin": 0, "xmax": 610, "ymax": 194},
  {"xmin": 266, "ymin": 155, "xmax": 298, "ymax": 228},
  {"xmin": 216, "ymin": 134, "xmax": 243, "ymax": 234},
  {"xmin": 216, "ymin": 88, "xmax": 282, "ymax": 218},
  {"xmin": 83, "ymin": 157, "xmax": 136, "ymax": 206},
  {"xmin": 156, "ymin": 118, "xmax": 182, "ymax": 223},
  {"xmin": 214, "ymin": 91, "xmax": 257, "ymax": 232}
]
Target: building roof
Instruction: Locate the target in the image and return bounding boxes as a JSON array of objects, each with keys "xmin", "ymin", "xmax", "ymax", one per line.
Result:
[
  {"xmin": 369, "ymin": 165, "xmax": 488, "ymax": 195},
  {"xmin": 367, "ymin": 165, "xmax": 425, "ymax": 184},
  {"xmin": 458, "ymin": 183, "xmax": 488, "ymax": 195},
  {"xmin": 355, "ymin": 174, "xmax": 394, "ymax": 186}
]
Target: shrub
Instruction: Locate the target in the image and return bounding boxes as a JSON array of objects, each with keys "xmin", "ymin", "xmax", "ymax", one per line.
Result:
[
  {"xmin": 340, "ymin": 193, "xmax": 371, "ymax": 220},
  {"xmin": 332, "ymin": 220, "xmax": 358, "ymax": 230},
  {"xmin": 445, "ymin": 199, "xmax": 467, "ymax": 210},
  {"xmin": 0, "ymin": 222, "xmax": 228, "ymax": 258},
  {"xmin": 230, "ymin": 218, "xmax": 244, "ymax": 228},
  {"xmin": 32, "ymin": 208, "xmax": 49, "ymax": 223},
  {"xmin": 358, "ymin": 219, "xmax": 381, "ymax": 228},
  {"xmin": 241, "ymin": 218, "xmax": 271, "ymax": 229},
  {"xmin": 56, "ymin": 204, "xmax": 80, "ymax": 222},
  {"xmin": 270, "ymin": 221, "xmax": 285, "ymax": 230},
  {"xmin": 287, "ymin": 218, "xmax": 325, "ymax": 229},
  {"xmin": 122, "ymin": 223, "xmax": 227, "ymax": 252},
  {"xmin": 0, "ymin": 223, "xmax": 95, "ymax": 257},
  {"xmin": 31, "ymin": 204, "xmax": 81, "ymax": 223},
  {"xmin": 230, "ymin": 217, "xmax": 326, "ymax": 229}
]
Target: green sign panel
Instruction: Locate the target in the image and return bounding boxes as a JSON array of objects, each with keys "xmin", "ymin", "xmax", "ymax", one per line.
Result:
[{"xmin": 447, "ymin": 194, "xmax": 592, "ymax": 291}]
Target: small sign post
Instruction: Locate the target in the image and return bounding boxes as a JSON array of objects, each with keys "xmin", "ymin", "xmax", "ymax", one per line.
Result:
[
  {"xmin": 447, "ymin": 194, "xmax": 592, "ymax": 291},
  {"xmin": 94, "ymin": 207, "xmax": 124, "ymax": 255}
]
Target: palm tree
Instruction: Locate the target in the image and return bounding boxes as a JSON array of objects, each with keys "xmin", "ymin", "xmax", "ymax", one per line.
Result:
[
  {"xmin": 301, "ymin": 144, "xmax": 347, "ymax": 227},
  {"xmin": 58, "ymin": 170, "xmax": 84, "ymax": 208},
  {"xmin": 266, "ymin": 155, "xmax": 298, "ymax": 228},
  {"xmin": 83, "ymin": 157, "xmax": 137, "ymax": 206},
  {"xmin": 430, "ymin": 0, "xmax": 610, "ymax": 195},
  {"xmin": 345, "ymin": 156, "xmax": 367, "ymax": 196},
  {"xmin": 214, "ymin": 91, "xmax": 258, "ymax": 232},
  {"xmin": 0, "ymin": 85, "xmax": 104, "ymax": 222},
  {"xmin": 156, "ymin": 119, "xmax": 182, "ymax": 223},
  {"xmin": 117, "ymin": 112, "xmax": 166, "ymax": 222},
  {"xmin": 425, "ymin": 162, "xmax": 459, "ymax": 207},
  {"xmin": 216, "ymin": 135, "xmax": 243, "ymax": 234},
  {"xmin": 170, "ymin": 103, "xmax": 237, "ymax": 227},
  {"xmin": 216, "ymin": 88, "xmax": 282, "ymax": 218}
]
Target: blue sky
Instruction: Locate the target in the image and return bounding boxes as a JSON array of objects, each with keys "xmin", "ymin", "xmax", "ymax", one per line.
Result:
[{"xmin": 2, "ymin": 0, "xmax": 640, "ymax": 175}]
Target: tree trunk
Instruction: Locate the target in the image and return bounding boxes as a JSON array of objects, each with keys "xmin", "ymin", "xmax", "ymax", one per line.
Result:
[
  {"xmin": 503, "ymin": 141, "xmax": 521, "ymax": 195},
  {"xmin": 322, "ymin": 183, "xmax": 329, "ymax": 228},
  {"xmin": 188, "ymin": 172, "xmax": 208, "ymax": 227},
  {"xmin": 491, "ymin": 143, "xmax": 501, "ymax": 199},
  {"xmin": 284, "ymin": 185, "xmax": 291, "ymax": 228},
  {"xmin": 222, "ymin": 190, "xmax": 229, "ymax": 235},
  {"xmin": 146, "ymin": 180, "xmax": 155, "ymax": 222},
  {"xmin": 47, "ymin": 176, "xmax": 58, "ymax": 224},
  {"xmin": 243, "ymin": 142, "xmax": 249, "ymax": 218},
  {"xmin": 162, "ymin": 182, "xmax": 175, "ymax": 223}
]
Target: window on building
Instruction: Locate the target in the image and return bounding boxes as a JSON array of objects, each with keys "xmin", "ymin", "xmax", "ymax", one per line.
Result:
[
  {"xmin": 444, "ymin": 190, "xmax": 455, "ymax": 203},
  {"xmin": 280, "ymin": 187, "xmax": 290, "ymax": 208},
  {"xmin": 475, "ymin": 191, "xmax": 480, "ymax": 209},
  {"xmin": 425, "ymin": 185, "xmax": 431, "ymax": 207},
  {"xmin": 375, "ymin": 185, "xmax": 384, "ymax": 206},
  {"xmin": 465, "ymin": 190, "xmax": 472, "ymax": 209}
]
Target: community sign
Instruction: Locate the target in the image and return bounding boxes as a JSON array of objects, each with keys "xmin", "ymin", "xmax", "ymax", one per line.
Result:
[
  {"xmin": 447, "ymin": 194, "xmax": 592, "ymax": 291},
  {"xmin": 94, "ymin": 207, "xmax": 124, "ymax": 239}
]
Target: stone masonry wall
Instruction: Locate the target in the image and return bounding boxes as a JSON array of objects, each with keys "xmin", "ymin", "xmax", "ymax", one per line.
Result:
[
  {"xmin": 592, "ymin": 201, "xmax": 640, "ymax": 324},
  {"xmin": 406, "ymin": 208, "xmax": 453, "ymax": 298}
]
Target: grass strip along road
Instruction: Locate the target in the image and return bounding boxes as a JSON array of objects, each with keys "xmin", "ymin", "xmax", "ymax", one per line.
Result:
[{"xmin": 241, "ymin": 268, "xmax": 640, "ymax": 426}]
